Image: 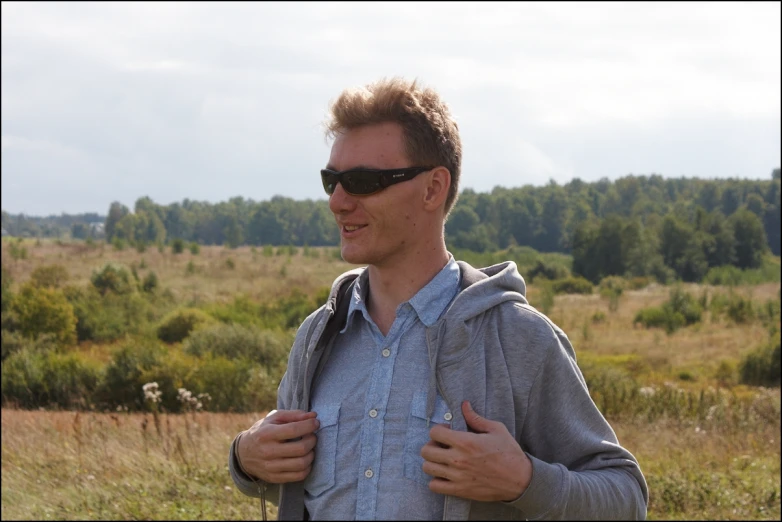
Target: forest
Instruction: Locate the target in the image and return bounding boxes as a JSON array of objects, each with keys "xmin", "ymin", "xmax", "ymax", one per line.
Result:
[{"xmin": 3, "ymin": 170, "xmax": 780, "ymax": 286}]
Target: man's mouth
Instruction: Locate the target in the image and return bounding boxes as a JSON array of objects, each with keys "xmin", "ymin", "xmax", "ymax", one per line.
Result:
[{"xmin": 343, "ymin": 225, "xmax": 367, "ymax": 232}]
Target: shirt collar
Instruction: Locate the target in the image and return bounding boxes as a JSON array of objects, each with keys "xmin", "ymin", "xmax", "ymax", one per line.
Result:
[{"xmin": 341, "ymin": 256, "xmax": 460, "ymax": 333}]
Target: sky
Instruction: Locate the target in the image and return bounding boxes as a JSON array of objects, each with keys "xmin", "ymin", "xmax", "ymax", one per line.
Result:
[{"xmin": 1, "ymin": 1, "xmax": 780, "ymax": 217}]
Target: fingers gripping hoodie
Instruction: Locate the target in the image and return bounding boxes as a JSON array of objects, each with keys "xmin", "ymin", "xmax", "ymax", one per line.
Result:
[{"xmin": 229, "ymin": 261, "xmax": 649, "ymax": 520}]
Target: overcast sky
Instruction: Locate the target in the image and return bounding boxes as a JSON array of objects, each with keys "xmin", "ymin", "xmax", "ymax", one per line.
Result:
[{"xmin": 2, "ymin": 1, "xmax": 780, "ymax": 216}]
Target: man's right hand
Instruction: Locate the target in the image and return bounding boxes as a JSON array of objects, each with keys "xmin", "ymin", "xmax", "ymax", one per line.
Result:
[{"xmin": 237, "ymin": 409, "xmax": 319, "ymax": 484}]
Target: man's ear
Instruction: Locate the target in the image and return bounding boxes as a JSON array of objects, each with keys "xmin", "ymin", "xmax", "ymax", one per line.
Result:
[{"xmin": 422, "ymin": 167, "xmax": 451, "ymax": 213}]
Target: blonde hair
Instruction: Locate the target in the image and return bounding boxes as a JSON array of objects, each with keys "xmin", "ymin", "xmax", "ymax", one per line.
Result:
[{"xmin": 325, "ymin": 77, "xmax": 462, "ymax": 215}]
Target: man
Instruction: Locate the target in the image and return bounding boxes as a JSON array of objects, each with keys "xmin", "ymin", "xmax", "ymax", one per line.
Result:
[{"xmin": 229, "ymin": 77, "xmax": 649, "ymax": 520}]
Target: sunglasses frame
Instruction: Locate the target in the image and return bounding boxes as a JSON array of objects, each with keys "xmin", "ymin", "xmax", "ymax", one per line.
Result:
[{"xmin": 320, "ymin": 166, "xmax": 435, "ymax": 196}]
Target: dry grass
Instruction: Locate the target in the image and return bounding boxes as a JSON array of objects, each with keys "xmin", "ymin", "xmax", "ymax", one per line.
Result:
[
  {"xmin": 1, "ymin": 239, "xmax": 358, "ymax": 304},
  {"xmin": 1, "ymin": 239, "xmax": 780, "ymax": 519},
  {"xmin": 0, "ymin": 408, "xmax": 277, "ymax": 520}
]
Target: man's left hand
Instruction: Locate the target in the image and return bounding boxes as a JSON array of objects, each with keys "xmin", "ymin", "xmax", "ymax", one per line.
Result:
[{"xmin": 421, "ymin": 401, "xmax": 532, "ymax": 502}]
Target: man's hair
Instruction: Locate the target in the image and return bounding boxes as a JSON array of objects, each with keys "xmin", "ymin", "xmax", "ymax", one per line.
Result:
[{"xmin": 324, "ymin": 77, "xmax": 462, "ymax": 216}]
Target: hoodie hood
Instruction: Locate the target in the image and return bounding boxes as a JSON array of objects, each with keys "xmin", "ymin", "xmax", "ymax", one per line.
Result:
[
  {"xmin": 449, "ymin": 260, "xmax": 528, "ymax": 320},
  {"xmin": 422, "ymin": 260, "xmax": 529, "ymax": 428}
]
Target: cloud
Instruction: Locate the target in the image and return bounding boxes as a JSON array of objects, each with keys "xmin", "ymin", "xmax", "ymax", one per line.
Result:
[{"xmin": 1, "ymin": 1, "xmax": 779, "ymax": 215}]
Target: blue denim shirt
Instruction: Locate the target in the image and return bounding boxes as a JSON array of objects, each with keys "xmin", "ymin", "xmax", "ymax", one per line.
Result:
[{"xmin": 304, "ymin": 257, "xmax": 461, "ymax": 520}]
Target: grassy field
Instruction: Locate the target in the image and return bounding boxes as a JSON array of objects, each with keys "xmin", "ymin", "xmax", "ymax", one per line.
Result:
[{"xmin": 1, "ymin": 238, "xmax": 780, "ymax": 520}]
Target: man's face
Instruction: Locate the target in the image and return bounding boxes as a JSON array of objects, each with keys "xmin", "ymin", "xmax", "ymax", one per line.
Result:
[{"xmin": 327, "ymin": 122, "xmax": 425, "ymax": 268}]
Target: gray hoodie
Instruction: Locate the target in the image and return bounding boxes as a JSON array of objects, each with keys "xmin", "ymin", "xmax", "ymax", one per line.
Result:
[{"xmin": 229, "ymin": 261, "xmax": 649, "ymax": 520}]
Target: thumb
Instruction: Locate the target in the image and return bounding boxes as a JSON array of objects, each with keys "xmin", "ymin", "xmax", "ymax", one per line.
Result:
[
  {"xmin": 266, "ymin": 409, "xmax": 317, "ymax": 424},
  {"xmin": 462, "ymin": 401, "xmax": 493, "ymax": 433}
]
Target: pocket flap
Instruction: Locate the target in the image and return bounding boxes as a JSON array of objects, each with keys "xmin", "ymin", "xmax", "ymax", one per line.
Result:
[
  {"xmin": 313, "ymin": 403, "xmax": 340, "ymax": 431},
  {"xmin": 411, "ymin": 391, "xmax": 450, "ymax": 422}
]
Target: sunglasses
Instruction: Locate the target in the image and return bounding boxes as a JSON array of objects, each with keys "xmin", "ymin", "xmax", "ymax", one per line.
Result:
[{"xmin": 320, "ymin": 166, "xmax": 435, "ymax": 196}]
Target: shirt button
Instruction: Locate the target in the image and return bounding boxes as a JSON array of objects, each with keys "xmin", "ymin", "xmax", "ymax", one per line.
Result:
[
  {"xmin": 369, "ymin": 409, "xmax": 378, "ymax": 418},
  {"xmin": 364, "ymin": 469, "xmax": 374, "ymax": 478},
  {"xmin": 382, "ymin": 349, "xmax": 391, "ymax": 357},
  {"xmin": 444, "ymin": 412, "xmax": 453, "ymax": 421}
]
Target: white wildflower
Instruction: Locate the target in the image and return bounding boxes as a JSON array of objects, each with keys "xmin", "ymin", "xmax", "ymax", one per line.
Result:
[
  {"xmin": 638, "ymin": 387, "xmax": 656, "ymax": 398},
  {"xmin": 142, "ymin": 382, "xmax": 162, "ymax": 403}
]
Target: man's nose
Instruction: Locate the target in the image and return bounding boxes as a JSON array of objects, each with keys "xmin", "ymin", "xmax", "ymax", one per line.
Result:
[{"xmin": 328, "ymin": 182, "xmax": 357, "ymax": 214}]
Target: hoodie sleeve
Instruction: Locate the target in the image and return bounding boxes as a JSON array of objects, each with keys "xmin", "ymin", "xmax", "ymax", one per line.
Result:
[
  {"xmin": 228, "ymin": 310, "xmax": 320, "ymax": 501},
  {"xmin": 505, "ymin": 306, "xmax": 649, "ymax": 520}
]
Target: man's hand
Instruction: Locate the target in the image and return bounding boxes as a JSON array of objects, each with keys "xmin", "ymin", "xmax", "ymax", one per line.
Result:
[
  {"xmin": 421, "ymin": 401, "xmax": 532, "ymax": 502},
  {"xmin": 237, "ymin": 409, "xmax": 320, "ymax": 484}
]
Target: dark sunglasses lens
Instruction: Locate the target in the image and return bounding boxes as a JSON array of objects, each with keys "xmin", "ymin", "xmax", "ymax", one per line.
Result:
[
  {"xmin": 342, "ymin": 171, "xmax": 381, "ymax": 195},
  {"xmin": 321, "ymin": 172, "xmax": 338, "ymax": 195}
]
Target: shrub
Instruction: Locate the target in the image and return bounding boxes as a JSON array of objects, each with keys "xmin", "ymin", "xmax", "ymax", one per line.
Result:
[
  {"xmin": 262, "ymin": 245, "xmax": 274, "ymax": 257},
  {"xmin": 225, "ymin": 258, "xmax": 236, "ymax": 270},
  {"xmin": 96, "ymin": 338, "xmax": 164, "ymax": 410},
  {"xmin": 64, "ymin": 286, "xmax": 151, "ymax": 343},
  {"xmin": 634, "ymin": 306, "xmax": 685, "ymax": 334},
  {"xmin": 156, "ymin": 307, "xmax": 215, "ymax": 344},
  {"xmin": 171, "ymin": 238, "xmax": 185, "ymax": 254},
  {"xmin": 1, "ymin": 266, "xmax": 13, "ymax": 314},
  {"xmin": 142, "ymin": 271, "xmax": 159, "ymax": 293},
  {"xmin": 591, "ymin": 311, "xmax": 607, "ymax": 324},
  {"xmin": 599, "ymin": 276, "xmax": 626, "ymax": 296},
  {"xmin": 634, "ymin": 286, "xmax": 702, "ymax": 334},
  {"xmin": 1, "ymin": 330, "xmax": 58, "ymax": 362},
  {"xmin": 1, "ymin": 348, "xmax": 101, "ymax": 409},
  {"xmin": 91, "ymin": 263, "xmax": 134, "ymax": 296},
  {"xmin": 183, "ymin": 323, "xmax": 292, "ymax": 368},
  {"xmin": 111, "ymin": 237, "xmax": 125, "ymax": 251},
  {"xmin": 189, "ymin": 242, "xmax": 200, "ymax": 255},
  {"xmin": 186, "ymin": 261, "xmax": 196, "ymax": 275},
  {"xmin": 527, "ymin": 259, "xmax": 570, "ymax": 283},
  {"xmin": 667, "ymin": 285, "xmax": 703, "ymax": 326},
  {"xmin": 627, "ymin": 276, "xmax": 652, "ymax": 290},
  {"xmin": 189, "ymin": 355, "xmax": 255, "ymax": 412},
  {"xmin": 738, "ymin": 333, "xmax": 781, "ymax": 387},
  {"xmin": 551, "ymin": 277, "xmax": 593, "ymax": 295},
  {"xmin": 29, "ymin": 264, "xmax": 70, "ymax": 289},
  {"xmin": 10, "ymin": 282, "xmax": 77, "ymax": 346}
]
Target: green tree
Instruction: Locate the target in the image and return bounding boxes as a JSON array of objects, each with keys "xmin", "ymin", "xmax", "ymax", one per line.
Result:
[
  {"xmin": 728, "ymin": 208, "xmax": 768, "ymax": 269},
  {"xmin": 105, "ymin": 202, "xmax": 129, "ymax": 242}
]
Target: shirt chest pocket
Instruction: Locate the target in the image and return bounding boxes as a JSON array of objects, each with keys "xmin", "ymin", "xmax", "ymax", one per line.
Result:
[
  {"xmin": 403, "ymin": 391, "xmax": 452, "ymax": 486},
  {"xmin": 304, "ymin": 402, "xmax": 340, "ymax": 497}
]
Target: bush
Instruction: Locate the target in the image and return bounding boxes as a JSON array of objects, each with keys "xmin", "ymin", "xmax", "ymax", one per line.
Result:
[
  {"xmin": 10, "ymin": 282, "xmax": 77, "ymax": 346},
  {"xmin": 634, "ymin": 286, "xmax": 702, "ymax": 334},
  {"xmin": 91, "ymin": 263, "xmax": 134, "ymax": 296},
  {"xmin": 96, "ymin": 338, "xmax": 164, "ymax": 410},
  {"xmin": 171, "ymin": 238, "xmax": 185, "ymax": 254},
  {"xmin": 1, "ymin": 347, "xmax": 101, "ymax": 409},
  {"xmin": 142, "ymin": 271, "xmax": 159, "ymax": 293},
  {"xmin": 634, "ymin": 306, "xmax": 685, "ymax": 334},
  {"xmin": 551, "ymin": 277, "xmax": 593, "ymax": 295},
  {"xmin": 189, "ymin": 242, "xmax": 200, "ymax": 255},
  {"xmin": 1, "ymin": 266, "xmax": 13, "ymax": 314},
  {"xmin": 189, "ymin": 355, "xmax": 256, "ymax": 412},
  {"xmin": 739, "ymin": 333, "xmax": 781, "ymax": 387},
  {"xmin": 526, "ymin": 259, "xmax": 570, "ymax": 283},
  {"xmin": 183, "ymin": 323, "xmax": 292, "ymax": 368},
  {"xmin": 156, "ymin": 307, "xmax": 215, "ymax": 344},
  {"xmin": 599, "ymin": 276, "xmax": 626, "ymax": 296},
  {"xmin": 29, "ymin": 264, "xmax": 70, "ymax": 289},
  {"xmin": 1, "ymin": 330, "xmax": 58, "ymax": 362},
  {"xmin": 65, "ymin": 286, "xmax": 150, "ymax": 343},
  {"xmin": 627, "ymin": 276, "xmax": 652, "ymax": 290}
]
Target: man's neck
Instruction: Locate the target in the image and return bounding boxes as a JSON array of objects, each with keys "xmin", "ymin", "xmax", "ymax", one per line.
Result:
[{"xmin": 365, "ymin": 239, "xmax": 449, "ymax": 336}]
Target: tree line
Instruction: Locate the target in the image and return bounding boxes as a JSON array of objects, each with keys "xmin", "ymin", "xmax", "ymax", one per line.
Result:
[{"xmin": 2, "ymin": 170, "xmax": 779, "ymax": 282}]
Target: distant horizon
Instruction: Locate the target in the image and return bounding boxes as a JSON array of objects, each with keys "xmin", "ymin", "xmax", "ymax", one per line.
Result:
[{"xmin": 2, "ymin": 168, "xmax": 780, "ymax": 218}]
